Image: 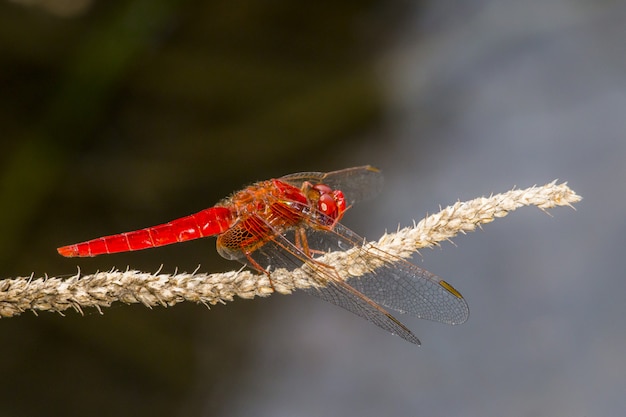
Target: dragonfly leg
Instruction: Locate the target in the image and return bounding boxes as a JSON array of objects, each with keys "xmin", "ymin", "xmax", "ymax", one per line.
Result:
[{"xmin": 244, "ymin": 252, "xmax": 276, "ymax": 292}]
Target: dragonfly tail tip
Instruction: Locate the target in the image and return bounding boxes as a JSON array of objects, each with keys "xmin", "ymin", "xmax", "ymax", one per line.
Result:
[{"xmin": 57, "ymin": 245, "xmax": 80, "ymax": 257}]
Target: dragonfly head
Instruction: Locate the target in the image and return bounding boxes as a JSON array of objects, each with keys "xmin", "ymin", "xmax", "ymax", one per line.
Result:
[{"xmin": 308, "ymin": 183, "xmax": 347, "ymax": 225}]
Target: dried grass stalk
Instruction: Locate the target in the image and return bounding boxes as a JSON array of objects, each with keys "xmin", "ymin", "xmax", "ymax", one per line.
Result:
[{"xmin": 0, "ymin": 181, "xmax": 580, "ymax": 318}]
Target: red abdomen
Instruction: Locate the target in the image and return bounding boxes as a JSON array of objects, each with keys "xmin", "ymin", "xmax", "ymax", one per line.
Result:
[{"xmin": 57, "ymin": 206, "xmax": 234, "ymax": 257}]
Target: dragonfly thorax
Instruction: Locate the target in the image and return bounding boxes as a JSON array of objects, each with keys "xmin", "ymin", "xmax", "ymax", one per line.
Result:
[{"xmin": 215, "ymin": 180, "xmax": 347, "ymax": 261}]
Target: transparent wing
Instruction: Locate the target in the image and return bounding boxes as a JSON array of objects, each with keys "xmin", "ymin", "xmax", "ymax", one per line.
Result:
[
  {"xmin": 304, "ymin": 276, "xmax": 421, "ymax": 345},
  {"xmin": 279, "ymin": 165, "xmax": 383, "ymax": 205},
  {"xmin": 346, "ymin": 259, "xmax": 469, "ymax": 325},
  {"xmin": 246, "ymin": 227, "xmax": 421, "ymax": 345},
  {"xmin": 300, "ymin": 223, "xmax": 469, "ymax": 325}
]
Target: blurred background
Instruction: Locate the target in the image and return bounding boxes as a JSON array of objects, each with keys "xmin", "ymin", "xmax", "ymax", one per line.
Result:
[{"xmin": 1, "ymin": 0, "xmax": 625, "ymax": 416}]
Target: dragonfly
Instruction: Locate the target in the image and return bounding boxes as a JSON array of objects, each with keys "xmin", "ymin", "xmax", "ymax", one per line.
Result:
[{"xmin": 58, "ymin": 166, "xmax": 468, "ymax": 344}]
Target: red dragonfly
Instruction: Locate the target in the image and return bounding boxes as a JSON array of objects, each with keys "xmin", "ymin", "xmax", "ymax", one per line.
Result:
[{"xmin": 58, "ymin": 166, "xmax": 468, "ymax": 344}]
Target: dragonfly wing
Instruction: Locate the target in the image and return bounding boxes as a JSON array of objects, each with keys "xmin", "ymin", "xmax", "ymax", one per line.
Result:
[
  {"xmin": 345, "ymin": 260, "xmax": 469, "ymax": 325},
  {"xmin": 279, "ymin": 165, "xmax": 383, "ymax": 205},
  {"xmin": 303, "ymin": 279, "xmax": 421, "ymax": 345},
  {"xmin": 242, "ymin": 226, "xmax": 421, "ymax": 345},
  {"xmin": 297, "ymin": 223, "xmax": 470, "ymax": 325}
]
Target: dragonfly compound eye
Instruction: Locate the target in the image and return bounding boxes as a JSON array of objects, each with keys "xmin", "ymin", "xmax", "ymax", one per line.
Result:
[
  {"xmin": 333, "ymin": 190, "xmax": 346, "ymax": 213},
  {"xmin": 317, "ymin": 193, "xmax": 339, "ymax": 219}
]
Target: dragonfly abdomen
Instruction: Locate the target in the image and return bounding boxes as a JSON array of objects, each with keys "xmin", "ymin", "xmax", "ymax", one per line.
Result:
[{"xmin": 57, "ymin": 206, "xmax": 233, "ymax": 257}]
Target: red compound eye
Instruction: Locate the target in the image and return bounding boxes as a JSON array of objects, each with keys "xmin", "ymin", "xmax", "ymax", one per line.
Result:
[
  {"xmin": 318, "ymin": 193, "xmax": 337, "ymax": 217},
  {"xmin": 333, "ymin": 190, "xmax": 346, "ymax": 214}
]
